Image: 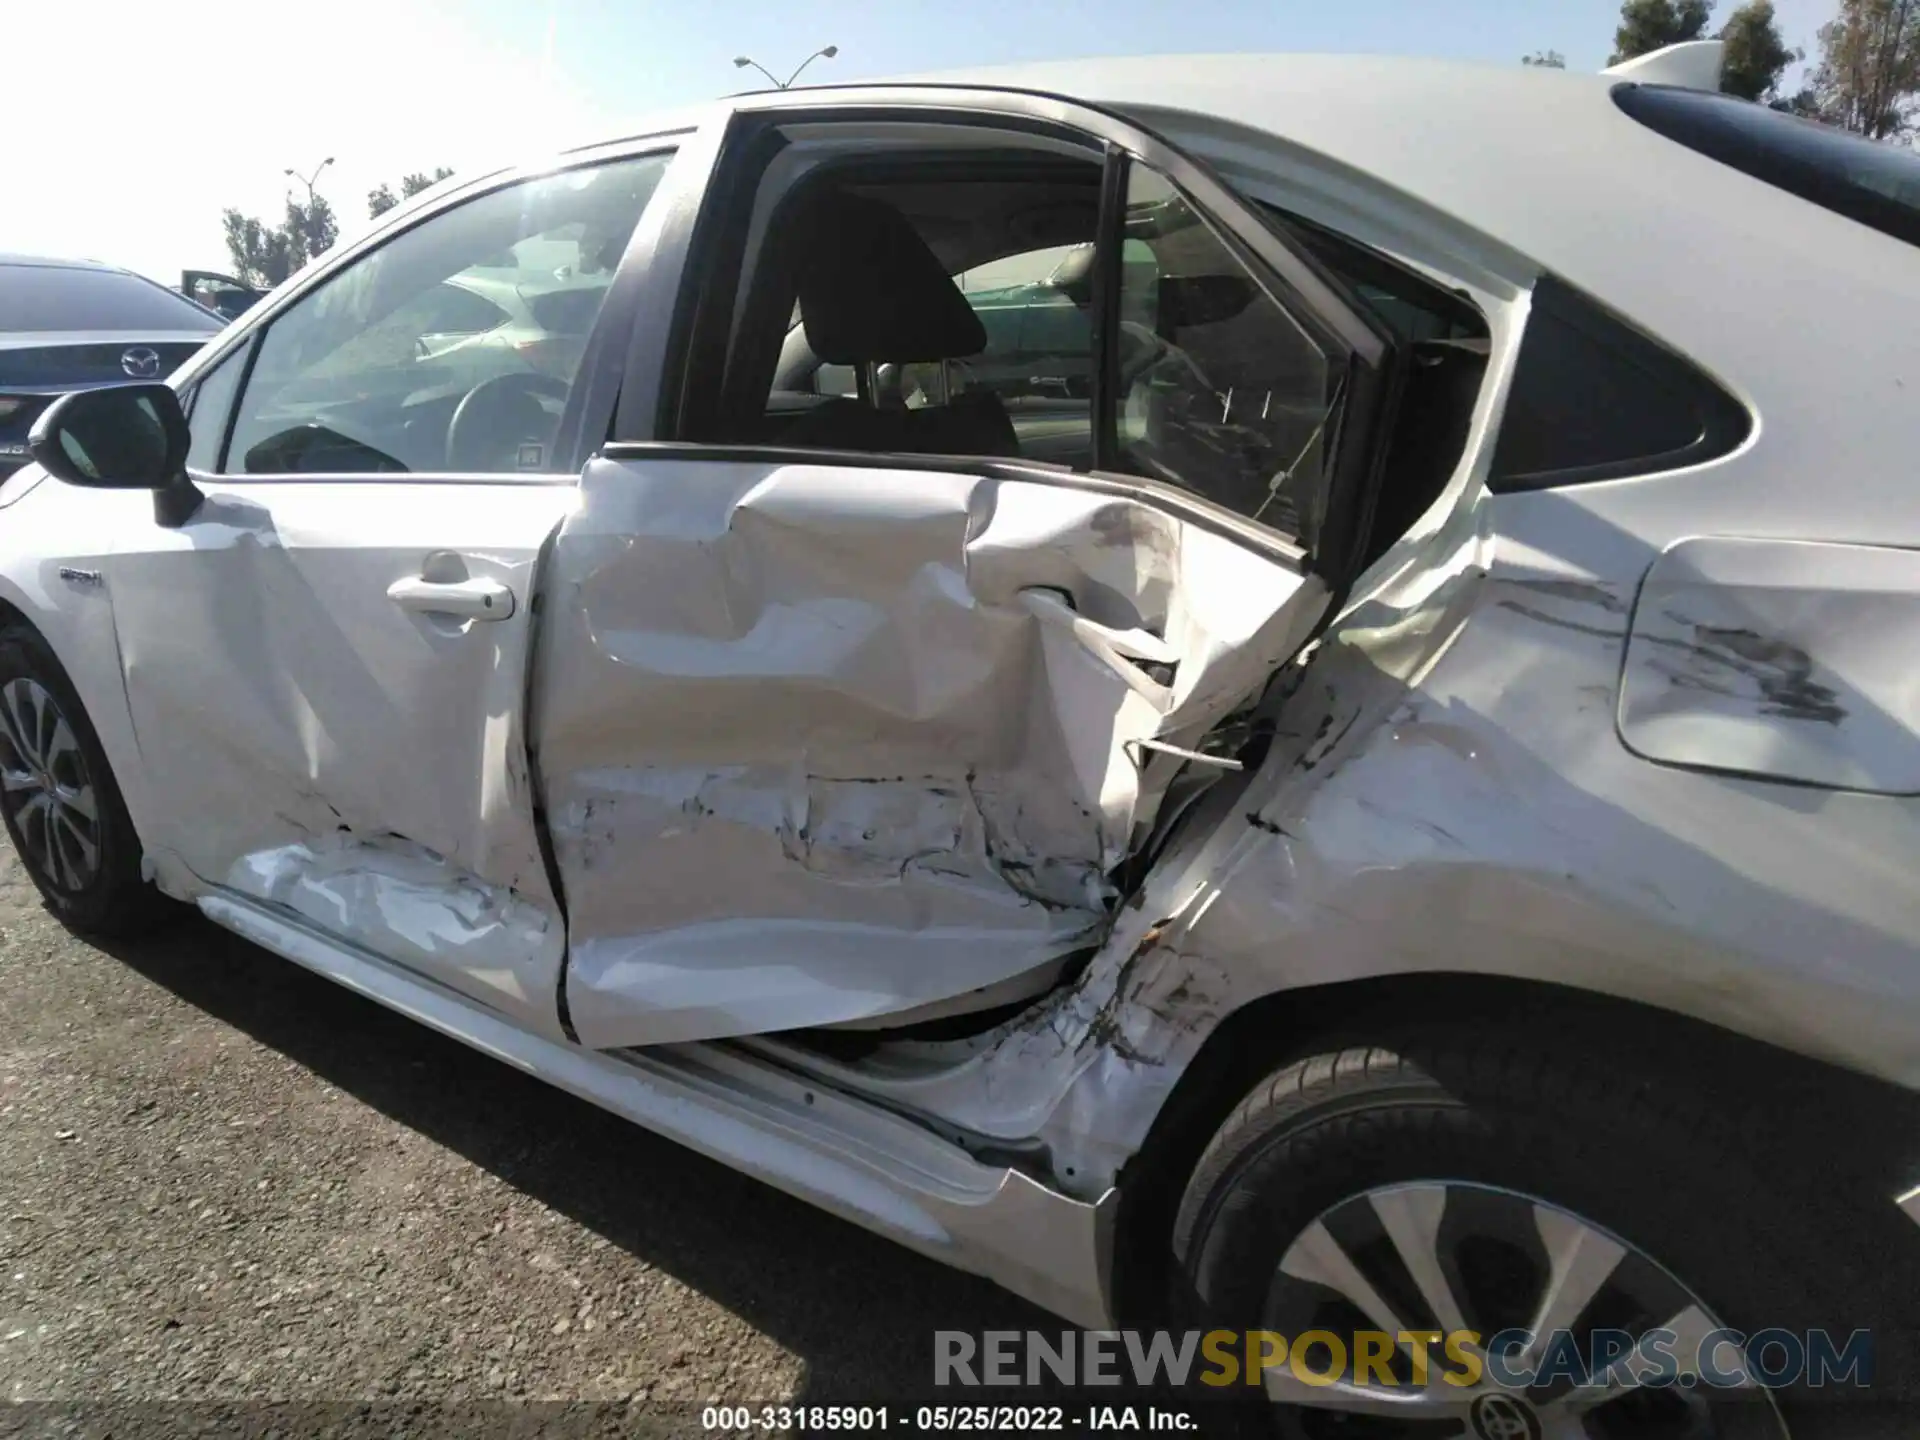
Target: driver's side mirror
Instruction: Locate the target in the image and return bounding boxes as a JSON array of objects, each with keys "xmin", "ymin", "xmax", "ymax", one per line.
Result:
[{"xmin": 28, "ymin": 383, "xmax": 203, "ymax": 527}]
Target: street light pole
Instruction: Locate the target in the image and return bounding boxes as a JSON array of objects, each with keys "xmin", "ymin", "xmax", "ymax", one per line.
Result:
[
  {"xmin": 732, "ymin": 45, "xmax": 838, "ymax": 89},
  {"xmin": 284, "ymin": 157, "xmax": 335, "ymax": 206}
]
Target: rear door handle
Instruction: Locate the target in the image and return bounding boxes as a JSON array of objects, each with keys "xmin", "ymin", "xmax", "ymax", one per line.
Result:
[{"xmin": 387, "ymin": 574, "xmax": 516, "ymax": 621}]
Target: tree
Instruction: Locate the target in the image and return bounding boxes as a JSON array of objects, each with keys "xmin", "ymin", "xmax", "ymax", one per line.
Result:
[
  {"xmin": 1523, "ymin": 49, "xmax": 1568, "ymax": 67},
  {"xmin": 1611, "ymin": 0, "xmax": 1713, "ymax": 63},
  {"xmin": 1719, "ymin": 0, "xmax": 1801, "ymax": 101},
  {"xmin": 221, "ymin": 209, "xmax": 292, "ymax": 289},
  {"xmin": 368, "ymin": 167, "xmax": 456, "ymax": 219},
  {"xmin": 1807, "ymin": 0, "xmax": 1920, "ymax": 138},
  {"xmin": 285, "ymin": 194, "xmax": 339, "ymax": 266},
  {"xmin": 220, "ymin": 192, "xmax": 340, "ymax": 289}
]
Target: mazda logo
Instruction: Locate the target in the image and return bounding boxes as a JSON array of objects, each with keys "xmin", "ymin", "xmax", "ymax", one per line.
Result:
[
  {"xmin": 120, "ymin": 346, "xmax": 162, "ymax": 379},
  {"xmin": 1469, "ymin": 1393, "xmax": 1542, "ymax": 1440}
]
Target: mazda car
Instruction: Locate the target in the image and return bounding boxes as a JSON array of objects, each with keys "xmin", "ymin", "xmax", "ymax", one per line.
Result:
[{"xmin": 0, "ymin": 255, "xmax": 224, "ymax": 478}]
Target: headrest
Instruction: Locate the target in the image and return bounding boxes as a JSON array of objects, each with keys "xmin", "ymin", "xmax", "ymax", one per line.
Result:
[{"xmin": 787, "ymin": 188, "xmax": 987, "ymax": 365}]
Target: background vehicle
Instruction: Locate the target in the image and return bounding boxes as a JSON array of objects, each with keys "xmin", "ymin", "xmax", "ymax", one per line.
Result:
[
  {"xmin": 0, "ymin": 255, "xmax": 223, "ymax": 478},
  {"xmin": 180, "ymin": 270, "xmax": 265, "ymax": 322},
  {"xmin": 3, "ymin": 40, "xmax": 1919, "ymax": 1437}
]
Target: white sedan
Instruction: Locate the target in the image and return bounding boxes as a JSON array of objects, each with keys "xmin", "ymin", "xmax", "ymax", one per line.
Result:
[{"xmin": 6, "ymin": 40, "xmax": 1919, "ymax": 1437}]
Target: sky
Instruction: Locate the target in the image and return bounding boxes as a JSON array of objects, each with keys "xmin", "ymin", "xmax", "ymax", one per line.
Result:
[{"xmin": 7, "ymin": 0, "xmax": 1838, "ymax": 287}]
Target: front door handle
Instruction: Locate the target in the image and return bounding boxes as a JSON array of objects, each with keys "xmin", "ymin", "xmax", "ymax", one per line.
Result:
[{"xmin": 387, "ymin": 574, "xmax": 516, "ymax": 622}]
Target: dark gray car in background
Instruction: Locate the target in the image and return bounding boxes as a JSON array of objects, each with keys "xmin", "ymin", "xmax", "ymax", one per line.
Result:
[{"xmin": 0, "ymin": 255, "xmax": 224, "ymax": 479}]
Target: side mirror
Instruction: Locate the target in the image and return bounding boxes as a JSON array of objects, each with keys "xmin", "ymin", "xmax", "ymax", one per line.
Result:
[{"xmin": 27, "ymin": 384, "xmax": 202, "ymax": 527}]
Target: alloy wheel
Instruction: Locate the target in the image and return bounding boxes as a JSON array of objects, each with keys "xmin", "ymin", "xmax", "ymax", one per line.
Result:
[
  {"xmin": 0, "ymin": 676, "xmax": 101, "ymax": 893},
  {"xmin": 1262, "ymin": 1181, "xmax": 1791, "ymax": 1439}
]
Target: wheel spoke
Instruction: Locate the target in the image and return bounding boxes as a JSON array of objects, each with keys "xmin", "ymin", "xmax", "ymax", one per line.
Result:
[
  {"xmin": 1280, "ymin": 1216, "xmax": 1412, "ymax": 1335},
  {"xmin": 1263, "ymin": 1362, "xmax": 1472, "ymax": 1423},
  {"xmin": 15, "ymin": 790, "xmax": 53, "ymax": 871},
  {"xmin": 57, "ymin": 782, "xmax": 97, "ymax": 823},
  {"xmin": 0, "ymin": 682, "xmax": 37, "ymax": 768},
  {"xmin": 1522, "ymin": 1203, "xmax": 1626, "ymax": 1362},
  {"xmin": 43, "ymin": 715, "xmax": 79, "ymax": 772},
  {"xmin": 28, "ymin": 681, "xmax": 56, "ymax": 767},
  {"xmin": 1370, "ymin": 1183, "xmax": 1473, "ymax": 1334},
  {"xmin": 1546, "ymin": 1302, "xmax": 1752, "ymax": 1418},
  {"xmin": 49, "ymin": 822, "xmax": 81, "ymax": 889},
  {"xmin": 0, "ymin": 765, "xmax": 37, "ymax": 794},
  {"xmin": 52, "ymin": 804, "xmax": 98, "ymax": 877}
]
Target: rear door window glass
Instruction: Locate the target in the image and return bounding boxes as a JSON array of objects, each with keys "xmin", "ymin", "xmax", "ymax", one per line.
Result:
[{"xmin": 1113, "ymin": 167, "xmax": 1346, "ymax": 540}]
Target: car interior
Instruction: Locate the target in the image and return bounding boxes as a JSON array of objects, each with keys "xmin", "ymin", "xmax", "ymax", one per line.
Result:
[
  {"xmin": 216, "ymin": 154, "xmax": 670, "ymax": 478},
  {"xmin": 720, "ymin": 155, "xmax": 1108, "ymax": 467},
  {"xmin": 687, "ymin": 139, "xmax": 1490, "ymax": 571}
]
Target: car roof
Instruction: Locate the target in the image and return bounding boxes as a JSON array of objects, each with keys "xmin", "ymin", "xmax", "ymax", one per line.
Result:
[{"xmin": 859, "ymin": 53, "xmax": 1678, "ymax": 256}]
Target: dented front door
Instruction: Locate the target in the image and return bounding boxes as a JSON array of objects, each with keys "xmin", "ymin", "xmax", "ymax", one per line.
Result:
[
  {"xmin": 535, "ymin": 453, "xmax": 1329, "ymax": 1048},
  {"xmin": 109, "ymin": 478, "xmax": 575, "ymax": 1038}
]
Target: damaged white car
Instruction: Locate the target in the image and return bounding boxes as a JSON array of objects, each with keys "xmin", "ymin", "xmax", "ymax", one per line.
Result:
[{"xmin": 5, "ymin": 40, "xmax": 1919, "ymax": 1437}]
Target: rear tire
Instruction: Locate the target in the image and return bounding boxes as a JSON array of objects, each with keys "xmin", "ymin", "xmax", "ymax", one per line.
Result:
[
  {"xmin": 0, "ymin": 622, "xmax": 174, "ymax": 937},
  {"xmin": 1170, "ymin": 1038, "xmax": 1914, "ymax": 1438}
]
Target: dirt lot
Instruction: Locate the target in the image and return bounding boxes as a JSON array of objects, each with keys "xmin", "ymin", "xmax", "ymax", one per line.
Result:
[{"xmin": 0, "ymin": 835, "xmax": 1051, "ymax": 1421}]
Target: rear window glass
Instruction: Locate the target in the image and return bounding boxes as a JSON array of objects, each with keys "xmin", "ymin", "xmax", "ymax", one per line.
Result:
[
  {"xmin": 1615, "ymin": 84, "xmax": 1920, "ymax": 250},
  {"xmin": 1488, "ymin": 274, "xmax": 1751, "ymax": 491},
  {"xmin": 0, "ymin": 264, "xmax": 223, "ymax": 332}
]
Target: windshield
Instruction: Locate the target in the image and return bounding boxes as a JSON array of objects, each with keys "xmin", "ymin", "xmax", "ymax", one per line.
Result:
[
  {"xmin": 0, "ymin": 263, "xmax": 222, "ymax": 333},
  {"xmin": 1615, "ymin": 84, "xmax": 1920, "ymax": 250}
]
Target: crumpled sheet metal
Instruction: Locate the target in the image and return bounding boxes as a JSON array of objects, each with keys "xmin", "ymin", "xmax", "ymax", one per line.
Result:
[
  {"xmin": 539, "ymin": 457, "xmax": 1325, "ymax": 1048},
  {"xmin": 228, "ymin": 832, "xmax": 567, "ymax": 1041}
]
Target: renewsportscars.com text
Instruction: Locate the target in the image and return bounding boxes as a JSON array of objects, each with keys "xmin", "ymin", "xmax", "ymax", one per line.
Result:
[{"xmin": 933, "ymin": 1328, "xmax": 1874, "ymax": 1391}]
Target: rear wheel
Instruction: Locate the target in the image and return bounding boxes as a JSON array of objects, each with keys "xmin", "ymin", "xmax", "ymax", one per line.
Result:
[
  {"xmin": 0, "ymin": 623, "xmax": 172, "ymax": 936},
  {"xmin": 1170, "ymin": 1041, "xmax": 1910, "ymax": 1439}
]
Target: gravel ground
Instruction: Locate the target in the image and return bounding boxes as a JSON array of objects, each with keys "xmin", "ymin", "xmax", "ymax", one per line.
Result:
[{"xmin": 0, "ymin": 834, "xmax": 1054, "ymax": 1424}]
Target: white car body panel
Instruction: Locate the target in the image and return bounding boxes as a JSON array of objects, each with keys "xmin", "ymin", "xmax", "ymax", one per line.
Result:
[
  {"xmin": 104, "ymin": 477, "xmax": 573, "ymax": 1038},
  {"xmin": 0, "ymin": 55, "xmax": 1915, "ymax": 1327},
  {"xmin": 1618, "ymin": 537, "xmax": 1920, "ymax": 795},
  {"xmin": 540, "ymin": 454, "xmax": 1326, "ymax": 1047}
]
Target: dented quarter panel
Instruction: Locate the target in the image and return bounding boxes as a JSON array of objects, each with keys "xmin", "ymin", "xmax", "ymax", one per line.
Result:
[
  {"xmin": 538, "ymin": 455, "xmax": 1327, "ymax": 1048},
  {"xmin": 105, "ymin": 479, "xmax": 574, "ymax": 1038},
  {"xmin": 767, "ymin": 491, "xmax": 1920, "ymax": 1200}
]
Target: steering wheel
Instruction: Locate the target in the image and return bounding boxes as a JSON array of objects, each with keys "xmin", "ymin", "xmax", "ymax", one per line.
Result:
[{"xmin": 445, "ymin": 371, "xmax": 572, "ymax": 472}]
